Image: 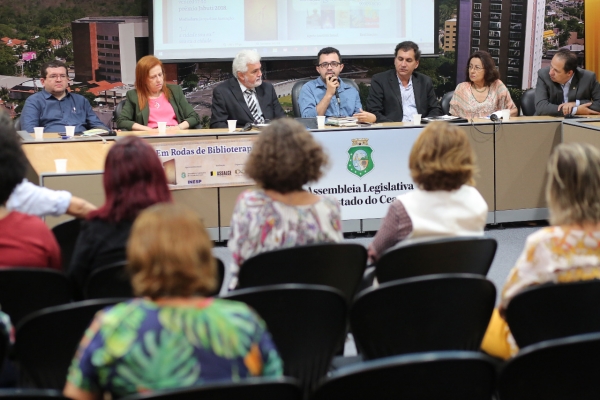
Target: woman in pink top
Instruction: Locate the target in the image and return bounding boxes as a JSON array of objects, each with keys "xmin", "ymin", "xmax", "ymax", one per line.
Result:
[
  {"xmin": 449, "ymin": 51, "xmax": 518, "ymax": 119},
  {"xmin": 0, "ymin": 111, "xmax": 61, "ymax": 270},
  {"xmin": 116, "ymin": 55, "xmax": 200, "ymax": 131}
]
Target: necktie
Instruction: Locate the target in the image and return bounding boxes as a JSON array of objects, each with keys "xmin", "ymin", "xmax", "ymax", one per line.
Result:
[{"xmin": 244, "ymin": 89, "xmax": 264, "ymax": 124}]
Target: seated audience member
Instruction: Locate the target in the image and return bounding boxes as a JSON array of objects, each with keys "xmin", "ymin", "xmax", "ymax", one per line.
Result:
[
  {"xmin": 483, "ymin": 143, "xmax": 600, "ymax": 359},
  {"xmin": 535, "ymin": 49, "xmax": 600, "ymax": 116},
  {"xmin": 367, "ymin": 41, "xmax": 443, "ymax": 122},
  {"xmin": 68, "ymin": 136, "xmax": 172, "ymax": 298},
  {"xmin": 117, "ymin": 55, "xmax": 200, "ymax": 131},
  {"xmin": 64, "ymin": 203, "xmax": 283, "ymax": 399},
  {"xmin": 449, "ymin": 51, "xmax": 518, "ymax": 119},
  {"xmin": 21, "ymin": 60, "xmax": 110, "ymax": 134},
  {"xmin": 368, "ymin": 121, "xmax": 488, "ymax": 261},
  {"xmin": 0, "ymin": 112, "xmax": 61, "ymax": 269},
  {"xmin": 228, "ymin": 118, "xmax": 343, "ymax": 269},
  {"xmin": 299, "ymin": 47, "xmax": 375, "ymax": 123},
  {"xmin": 210, "ymin": 49, "xmax": 286, "ymax": 128}
]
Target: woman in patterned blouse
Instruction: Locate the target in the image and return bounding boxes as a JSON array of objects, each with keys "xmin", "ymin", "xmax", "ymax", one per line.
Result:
[
  {"xmin": 483, "ymin": 143, "xmax": 600, "ymax": 358},
  {"xmin": 228, "ymin": 119, "xmax": 343, "ymax": 272},
  {"xmin": 449, "ymin": 51, "xmax": 518, "ymax": 119},
  {"xmin": 64, "ymin": 204, "xmax": 282, "ymax": 399}
]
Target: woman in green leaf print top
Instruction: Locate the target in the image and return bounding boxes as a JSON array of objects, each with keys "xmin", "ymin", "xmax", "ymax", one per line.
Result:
[{"xmin": 64, "ymin": 204, "xmax": 283, "ymax": 400}]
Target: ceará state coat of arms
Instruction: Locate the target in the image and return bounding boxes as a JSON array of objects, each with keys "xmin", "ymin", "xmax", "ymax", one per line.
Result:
[{"xmin": 347, "ymin": 138, "xmax": 374, "ymax": 178}]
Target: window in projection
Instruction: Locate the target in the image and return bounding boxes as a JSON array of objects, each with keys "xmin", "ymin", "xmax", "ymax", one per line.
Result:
[{"xmin": 152, "ymin": 0, "xmax": 437, "ymax": 61}]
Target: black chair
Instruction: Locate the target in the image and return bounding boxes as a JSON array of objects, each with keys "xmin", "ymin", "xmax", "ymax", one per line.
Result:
[
  {"xmin": 237, "ymin": 243, "xmax": 367, "ymax": 302},
  {"xmin": 520, "ymin": 88, "xmax": 535, "ymax": 116},
  {"xmin": 312, "ymin": 351, "xmax": 497, "ymax": 400},
  {"xmin": 84, "ymin": 260, "xmax": 132, "ymax": 299},
  {"xmin": 505, "ymin": 280, "xmax": 600, "ymax": 349},
  {"xmin": 0, "ymin": 268, "xmax": 70, "ymax": 326},
  {"xmin": 122, "ymin": 377, "xmax": 302, "ymax": 400},
  {"xmin": 350, "ymin": 273, "xmax": 495, "ymax": 360},
  {"xmin": 224, "ymin": 284, "xmax": 347, "ymax": 394},
  {"xmin": 498, "ymin": 332, "xmax": 600, "ymax": 400},
  {"xmin": 375, "ymin": 236, "xmax": 497, "ymax": 284},
  {"xmin": 13, "ymin": 117, "xmax": 21, "ymax": 131},
  {"xmin": 441, "ymin": 90, "xmax": 454, "ymax": 115},
  {"xmin": 207, "ymin": 257, "xmax": 226, "ymax": 296},
  {"xmin": 112, "ymin": 99, "xmax": 127, "ymax": 129},
  {"xmin": 51, "ymin": 219, "xmax": 82, "ymax": 271},
  {"xmin": 0, "ymin": 389, "xmax": 71, "ymax": 399},
  {"xmin": 15, "ymin": 298, "xmax": 125, "ymax": 389},
  {"xmin": 291, "ymin": 78, "xmax": 360, "ymax": 118}
]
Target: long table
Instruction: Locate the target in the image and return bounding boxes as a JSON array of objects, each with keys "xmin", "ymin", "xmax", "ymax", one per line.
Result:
[{"xmin": 20, "ymin": 116, "xmax": 591, "ymax": 240}]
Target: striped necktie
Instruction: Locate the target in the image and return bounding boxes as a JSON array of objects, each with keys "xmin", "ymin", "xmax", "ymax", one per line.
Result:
[{"xmin": 244, "ymin": 89, "xmax": 264, "ymax": 124}]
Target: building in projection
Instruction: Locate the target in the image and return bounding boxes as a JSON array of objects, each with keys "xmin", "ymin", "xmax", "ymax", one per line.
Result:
[
  {"xmin": 72, "ymin": 16, "xmax": 149, "ymax": 85},
  {"xmin": 456, "ymin": 0, "xmax": 545, "ymax": 89}
]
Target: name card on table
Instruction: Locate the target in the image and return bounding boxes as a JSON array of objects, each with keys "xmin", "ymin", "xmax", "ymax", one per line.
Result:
[{"xmin": 152, "ymin": 137, "xmax": 256, "ymax": 189}]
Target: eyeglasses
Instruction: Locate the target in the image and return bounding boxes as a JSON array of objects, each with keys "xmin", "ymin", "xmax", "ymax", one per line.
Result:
[
  {"xmin": 318, "ymin": 61, "xmax": 341, "ymax": 69},
  {"xmin": 47, "ymin": 74, "xmax": 67, "ymax": 80},
  {"xmin": 468, "ymin": 65, "xmax": 484, "ymax": 71}
]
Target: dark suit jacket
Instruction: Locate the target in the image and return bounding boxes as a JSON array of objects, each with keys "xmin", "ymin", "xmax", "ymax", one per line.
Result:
[
  {"xmin": 367, "ymin": 69, "xmax": 443, "ymax": 122},
  {"xmin": 210, "ymin": 78, "xmax": 286, "ymax": 128},
  {"xmin": 534, "ymin": 67, "xmax": 600, "ymax": 116},
  {"xmin": 116, "ymin": 84, "xmax": 200, "ymax": 130}
]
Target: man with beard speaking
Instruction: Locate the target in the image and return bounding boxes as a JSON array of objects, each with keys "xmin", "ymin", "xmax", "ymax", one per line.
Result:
[{"xmin": 210, "ymin": 49, "xmax": 286, "ymax": 128}]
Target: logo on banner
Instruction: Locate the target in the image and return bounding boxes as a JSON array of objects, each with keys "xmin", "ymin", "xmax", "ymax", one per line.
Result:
[{"xmin": 347, "ymin": 138, "xmax": 374, "ymax": 178}]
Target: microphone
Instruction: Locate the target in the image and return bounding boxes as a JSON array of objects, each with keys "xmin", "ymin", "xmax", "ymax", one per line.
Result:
[
  {"xmin": 335, "ymin": 88, "xmax": 341, "ymax": 117},
  {"xmin": 490, "ymin": 113, "xmax": 499, "ymax": 122}
]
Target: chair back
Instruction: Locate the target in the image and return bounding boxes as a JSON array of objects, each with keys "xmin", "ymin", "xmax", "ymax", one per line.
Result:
[
  {"xmin": 441, "ymin": 90, "xmax": 454, "ymax": 115},
  {"xmin": 312, "ymin": 351, "xmax": 497, "ymax": 400},
  {"xmin": 51, "ymin": 219, "xmax": 81, "ymax": 271},
  {"xmin": 84, "ymin": 260, "xmax": 132, "ymax": 299},
  {"xmin": 15, "ymin": 298, "xmax": 125, "ymax": 389},
  {"xmin": 0, "ymin": 268, "xmax": 70, "ymax": 326},
  {"xmin": 351, "ymin": 273, "xmax": 495, "ymax": 359},
  {"xmin": 206, "ymin": 257, "xmax": 225, "ymax": 296},
  {"xmin": 375, "ymin": 236, "xmax": 497, "ymax": 284},
  {"xmin": 112, "ymin": 99, "xmax": 127, "ymax": 128},
  {"xmin": 0, "ymin": 389, "xmax": 72, "ymax": 399},
  {"xmin": 13, "ymin": 117, "xmax": 21, "ymax": 131},
  {"xmin": 505, "ymin": 280, "xmax": 600, "ymax": 348},
  {"xmin": 521, "ymin": 88, "xmax": 536, "ymax": 116},
  {"xmin": 498, "ymin": 332, "xmax": 600, "ymax": 400},
  {"xmin": 291, "ymin": 78, "xmax": 360, "ymax": 118},
  {"xmin": 224, "ymin": 284, "xmax": 347, "ymax": 394},
  {"xmin": 237, "ymin": 243, "xmax": 367, "ymax": 302},
  {"xmin": 121, "ymin": 377, "xmax": 302, "ymax": 400}
]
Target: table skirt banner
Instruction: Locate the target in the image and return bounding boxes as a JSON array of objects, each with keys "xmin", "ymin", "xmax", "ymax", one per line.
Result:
[
  {"xmin": 307, "ymin": 127, "xmax": 422, "ymax": 220},
  {"xmin": 152, "ymin": 137, "xmax": 257, "ymax": 189}
]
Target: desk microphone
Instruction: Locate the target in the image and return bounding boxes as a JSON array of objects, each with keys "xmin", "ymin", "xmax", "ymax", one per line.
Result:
[{"xmin": 490, "ymin": 113, "xmax": 499, "ymax": 122}]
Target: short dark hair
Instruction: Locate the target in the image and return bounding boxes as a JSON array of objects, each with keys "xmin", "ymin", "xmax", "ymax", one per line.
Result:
[
  {"xmin": 395, "ymin": 41, "xmax": 421, "ymax": 61},
  {"xmin": 465, "ymin": 51, "xmax": 500, "ymax": 85},
  {"xmin": 0, "ymin": 110, "xmax": 27, "ymax": 204},
  {"xmin": 245, "ymin": 119, "xmax": 329, "ymax": 193},
  {"xmin": 40, "ymin": 60, "xmax": 67, "ymax": 78},
  {"xmin": 554, "ymin": 49, "xmax": 578, "ymax": 73},
  {"xmin": 317, "ymin": 47, "xmax": 342, "ymax": 65}
]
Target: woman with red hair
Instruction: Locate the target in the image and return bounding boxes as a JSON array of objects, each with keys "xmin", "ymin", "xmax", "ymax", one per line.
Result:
[
  {"xmin": 68, "ymin": 136, "xmax": 172, "ymax": 298},
  {"xmin": 116, "ymin": 55, "xmax": 200, "ymax": 131}
]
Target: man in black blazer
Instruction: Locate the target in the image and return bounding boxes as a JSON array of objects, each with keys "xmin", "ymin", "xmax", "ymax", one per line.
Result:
[
  {"xmin": 367, "ymin": 41, "xmax": 443, "ymax": 123},
  {"xmin": 210, "ymin": 49, "xmax": 286, "ymax": 128},
  {"xmin": 535, "ymin": 48, "xmax": 600, "ymax": 116}
]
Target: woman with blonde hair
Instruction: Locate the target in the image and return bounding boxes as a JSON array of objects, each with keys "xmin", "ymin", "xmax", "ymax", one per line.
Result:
[
  {"xmin": 483, "ymin": 142, "xmax": 600, "ymax": 358},
  {"xmin": 64, "ymin": 203, "xmax": 282, "ymax": 399},
  {"xmin": 116, "ymin": 55, "xmax": 200, "ymax": 131},
  {"xmin": 368, "ymin": 121, "xmax": 488, "ymax": 261}
]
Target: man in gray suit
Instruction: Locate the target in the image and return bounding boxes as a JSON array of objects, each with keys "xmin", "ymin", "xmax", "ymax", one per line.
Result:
[
  {"xmin": 535, "ymin": 48, "xmax": 600, "ymax": 116},
  {"xmin": 367, "ymin": 41, "xmax": 443, "ymax": 122}
]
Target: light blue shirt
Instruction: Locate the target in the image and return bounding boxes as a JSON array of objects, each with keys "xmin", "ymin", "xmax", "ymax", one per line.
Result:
[
  {"xmin": 561, "ymin": 75, "xmax": 579, "ymax": 115},
  {"xmin": 298, "ymin": 77, "xmax": 362, "ymax": 118},
  {"xmin": 7, "ymin": 179, "xmax": 71, "ymax": 217},
  {"xmin": 399, "ymin": 76, "xmax": 418, "ymax": 122},
  {"xmin": 21, "ymin": 89, "xmax": 109, "ymax": 133}
]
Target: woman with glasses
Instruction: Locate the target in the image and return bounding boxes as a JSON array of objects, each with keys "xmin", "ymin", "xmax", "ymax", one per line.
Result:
[
  {"xmin": 449, "ymin": 51, "xmax": 518, "ymax": 119},
  {"xmin": 116, "ymin": 55, "xmax": 200, "ymax": 131}
]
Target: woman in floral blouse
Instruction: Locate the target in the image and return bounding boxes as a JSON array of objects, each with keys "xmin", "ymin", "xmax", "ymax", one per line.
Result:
[
  {"xmin": 228, "ymin": 119, "xmax": 343, "ymax": 271},
  {"xmin": 483, "ymin": 143, "xmax": 600, "ymax": 358},
  {"xmin": 64, "ymin": 204, "xmax": 282, "ymax": 399}
]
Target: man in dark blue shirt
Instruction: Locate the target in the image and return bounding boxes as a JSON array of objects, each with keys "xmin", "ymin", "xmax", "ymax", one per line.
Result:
[{"xmin": 21, "ymin": 60, "xmax": 109, "ymax": 134}]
